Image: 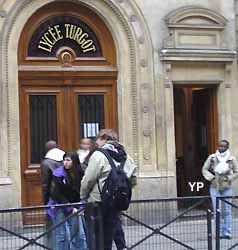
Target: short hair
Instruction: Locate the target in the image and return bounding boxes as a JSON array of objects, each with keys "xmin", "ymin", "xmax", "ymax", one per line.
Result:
[
  {"xmin": 96, "ymin": 129, "xmax": 118, "ymax": 142},
  {"xmin": 220, "ymin": 139, "xmax": 230, "ymax": 148},
  {"xmin": 45, "ymin": 140, "xmax": 57, "ymax": 151}
]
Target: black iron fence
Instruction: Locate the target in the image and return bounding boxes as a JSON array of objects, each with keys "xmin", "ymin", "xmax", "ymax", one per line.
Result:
[
  {"xmin": 215, "ymin": 196, "xmax": 238, "ymax": 250},
  {"xmin": 0, "ymin": 202, "xmax": 102, "ymax": 250},
  {"xmin": 121, "ymin": 196, "xmax": 212, "ymax": 250},
  {"xmin": 1, "ymin": 196, "xmax": 238, "ymax": 249}
]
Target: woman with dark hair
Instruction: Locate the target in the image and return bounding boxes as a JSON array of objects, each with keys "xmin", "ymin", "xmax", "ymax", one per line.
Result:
[{"xmin": 48, "ymin": 151, "xmax": 87, "ymax": 250}]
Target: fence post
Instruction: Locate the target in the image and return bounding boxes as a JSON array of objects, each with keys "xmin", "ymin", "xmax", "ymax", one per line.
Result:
[
  {"xmin": 207, "ymin": 209, "xmax": 212, "ymax": 250},
  {"xmin": 215, "ymin": 208, "xmax": 221, "ymax": 250}
]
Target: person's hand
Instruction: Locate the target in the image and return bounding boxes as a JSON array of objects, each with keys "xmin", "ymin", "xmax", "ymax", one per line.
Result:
[{"xmin": 72, "ymin": 208, "xmax": 78, "ymax": 214}]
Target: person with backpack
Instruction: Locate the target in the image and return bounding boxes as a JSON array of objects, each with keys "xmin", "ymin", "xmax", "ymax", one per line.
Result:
[
  {"xmin": 80, "ymin": 129, "xmax": 137, "ymax": 250},
  {"xmin": 202, "ymin": 139, "xmax": 238, "ymax": 239}
]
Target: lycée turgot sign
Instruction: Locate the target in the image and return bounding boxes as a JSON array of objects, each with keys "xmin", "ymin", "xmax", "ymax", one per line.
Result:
[
  {"xmin": 28, "ymin": 16, "xmax": 101, "ymax": 57},
  {"xmin": 38, "ymin": 24, "xmax": 96, "ymax": 53}
]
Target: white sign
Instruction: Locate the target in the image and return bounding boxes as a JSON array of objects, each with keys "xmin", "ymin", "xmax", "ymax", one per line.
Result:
[{"xmin": 83, "ymin": 123, "xmax": 99, "ymax": 137}]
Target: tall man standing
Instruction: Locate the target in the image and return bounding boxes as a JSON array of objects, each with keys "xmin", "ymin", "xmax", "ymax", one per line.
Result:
[
  {"xmin": 80, "ymin": 129, "xmax": 137, "ymax": 250},
  {"xmin": 202, "ymin": 139, "xmax": 238, "ymax": 239}
]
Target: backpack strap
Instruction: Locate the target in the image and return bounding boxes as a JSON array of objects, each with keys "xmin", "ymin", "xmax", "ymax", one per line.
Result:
[
  {"xmin": 96, "ymin": 148, "xmax": 127, "ymax": 196},
  {"xmin": 96, "ymin": 148, "xmax": 117, "ymax": 197},
  {"xmin": 97, "ymin": 148, "xmax": 117, "ymax": 170}
]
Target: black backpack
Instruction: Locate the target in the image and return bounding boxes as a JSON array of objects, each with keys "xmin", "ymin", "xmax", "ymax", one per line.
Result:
[{"xmin": 97, "ymin": 148, "xmax": 132, "ymax": 212}]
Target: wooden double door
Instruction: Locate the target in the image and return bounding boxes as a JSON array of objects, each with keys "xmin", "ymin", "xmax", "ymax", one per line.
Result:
[{"xmin": 20, "ymin": 80, "xmax": 117, "ymax": 207}]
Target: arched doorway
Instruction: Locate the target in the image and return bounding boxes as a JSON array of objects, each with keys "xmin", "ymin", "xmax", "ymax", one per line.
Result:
[{"xmin": 18, "ymin": 2, "xmax": 118, "ymax": 207}]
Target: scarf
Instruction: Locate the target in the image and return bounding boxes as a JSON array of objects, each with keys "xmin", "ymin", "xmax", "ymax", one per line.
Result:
[
  {"xmin": 214, "ymin": 149, "xmax": 231, "ymax": 175},
  {"xmin": 102, "ymin": 142, "xmax": 127, "ymax": 162}
]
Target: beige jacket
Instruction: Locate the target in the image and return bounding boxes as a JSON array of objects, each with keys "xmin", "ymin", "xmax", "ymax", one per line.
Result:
[
  {"xmin": 202, "ymin": 153, "xmax": 238, "ymax": 191},
  {"xmin": 80, "ymin": 148, "xmax": 137, "ymax": 203}
]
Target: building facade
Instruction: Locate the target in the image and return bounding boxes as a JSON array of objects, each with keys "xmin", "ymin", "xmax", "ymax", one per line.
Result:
[{"xmin": 0, "ymin": 0, "xmax": 238, "ymax": 208}]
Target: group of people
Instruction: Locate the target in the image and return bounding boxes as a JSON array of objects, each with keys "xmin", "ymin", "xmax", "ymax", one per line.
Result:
[
  {"xmin": 41, "ymin": 129, "xmax": 137, "ymax": 250},
  {"xmin": 202, "ymin": 139, "xmax": 238, "ymax": 240}
]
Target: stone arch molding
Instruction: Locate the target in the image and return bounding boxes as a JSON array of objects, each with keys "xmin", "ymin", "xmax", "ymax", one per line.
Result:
[
  {"xmin": 163, "ymin": 6, "xmax": 228, "ymax": 49},
  {"xmin": 165, "ymin": 6, "xmax": 227, "ymax": 27},
  {"xmin": 0, "ymin": 0, "xmax": 156, "ymax": 180}
]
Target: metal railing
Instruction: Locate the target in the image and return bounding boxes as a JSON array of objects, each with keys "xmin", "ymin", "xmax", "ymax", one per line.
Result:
[
  {"xmin": 120, "ymin": 196, "xmax": 211, "ymax": 250},
  {"xmin": 1, "ymin": 196, "xmax": 238, "ymax": 249},
  {"xmin": 0, "ymin": 202, "xmax": 102, "ymax": 250},
  {"xmin": 215, "ymin": 196, "xmax": 238, "ymax": 250}
]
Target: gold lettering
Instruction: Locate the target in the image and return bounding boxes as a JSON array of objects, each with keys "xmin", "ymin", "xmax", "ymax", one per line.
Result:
[
  {"xmin": 38, "ymin": 44, "xmax": 52, "ymax": 53},
  {"xmin": 83, "ymin": 45, "xmax": 96, "ymax": 53},
  {"xmin": 72, "ymin": 25, "xmax": 78, "ymax": 39},
  {"xmin": 48, "ymin": 26, "xmax": 57, "ymax": 43},
  {"xmin": 73, "ymin": 27, "xmax": 82, "ymax": 41},
  {"xmin": 81, "ymin": 40, "xmax": 93, "ymax": 49},
  {"xmin": 54, "ymin": 25, "xmax": 63, "ymax": 40},
  {"xmin": 69, "ymin": 25, "xmax": 77, "ymax": 39},
  {"xmin": 38, "ymin": 36, "xmax": 53, "ymax": 52},
  {"xmin": 44, "ymin": 32, "xmax": 54, "ymax": 45},
  {"xmin": 65, "ymin": 24, "xmax": 70, "ymax": 38},
  {"xmin": 38, "ymin": 23, "xmax": 97, "ymax": 54},
  {"xmin": 77, "ymin": 33, "xmax": 88, "ymax": 45}
]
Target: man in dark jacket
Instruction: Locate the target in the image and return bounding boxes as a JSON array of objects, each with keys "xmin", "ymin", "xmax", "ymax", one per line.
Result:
[{"xmin": 41, "ymin": 140, "xmax": 65, "ymax": 249}]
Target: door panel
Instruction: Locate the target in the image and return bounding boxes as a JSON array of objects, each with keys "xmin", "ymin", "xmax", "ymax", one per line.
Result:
[{"xmin": 20, "ymin": 87, "xmax": 65, "ymax": 207}]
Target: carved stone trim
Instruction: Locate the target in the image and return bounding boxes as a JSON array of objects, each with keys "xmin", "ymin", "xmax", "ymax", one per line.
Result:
[
  {"xmin": 165, "ymin": 6, "xmax": 227, "ymax": 27},
  {"xmin": 225, "ymin": 63, "xmax": 233, "ymax": 88},
  {"xmin": 160, "ymin": 48, "xmax": 236, "ymax": 62},
  {"xmin": 101, "ymin": 0, "xmax": 139, "ymax": 164},
  {"xmin": 164, "ymin": 63, "xmax": 172, "ymax": 88},
  {"xmin": 1, "ymin": 0, "xmax": 34, "ymax": 175},
  {"xmin": 163, "ymin": 6, "xmax": 228, "ymax": 50},
  {"xmin": 0, "ymin": 10, "xmax": 6, "ymax": 17}
]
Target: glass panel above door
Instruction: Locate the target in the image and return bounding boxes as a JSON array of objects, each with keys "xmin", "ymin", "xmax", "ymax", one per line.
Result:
[{"xmin": 78, "ymin": 94, "xmax": 104, "ymax": 139}]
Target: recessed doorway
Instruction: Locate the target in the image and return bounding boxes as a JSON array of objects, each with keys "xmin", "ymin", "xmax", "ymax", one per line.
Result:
[{"xmin": 174, "ymin": 85, "xmax": 218, "ymax": 197}]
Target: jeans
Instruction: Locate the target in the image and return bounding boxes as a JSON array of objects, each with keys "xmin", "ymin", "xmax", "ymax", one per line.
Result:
[
  {"xmin": 68, "ymin": 214, "xmax": 87, "ymax": 250},
  {"xmin": 44, "ymin": 215, "xmax": 55, "ymax": 249},
  {"xmin": 52, "ymin": 209, "xmax": 87, "ymax": 250},
  {"xmin": 114, "ymin": 215, "xmax": 126, "ymax": 250},
  {"xmin": 210, "ymin": 187, "xmax": 232, "ymax": 236}
]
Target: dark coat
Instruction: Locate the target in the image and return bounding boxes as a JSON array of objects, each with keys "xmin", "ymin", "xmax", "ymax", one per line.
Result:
[
  {"xmin": 50, "ymin": 165, "xmax": 84, "ymax": 205},
  {"xmin": 41, "ymin": 158, "xmax": 62, "ymax": 205}
]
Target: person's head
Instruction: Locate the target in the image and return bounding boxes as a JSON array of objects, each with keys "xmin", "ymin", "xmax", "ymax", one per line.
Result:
[
  {"xmin": 63, "ymin": 151, "xmax": 80, "ymax": 170},
  {"xmin": 45, "ymin": 140, "xmax": 57, "ymax": 151},
  {"xmin": 80, "ymin": 138, "xmax": 93, "ymax": 151},
  {"xmin": 217, "ymin": 140, "xmax": 229, "ymax": 153},
  {"xmin": 96, "ymin": 129, "xmax": 118, "ymax": 148}
]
